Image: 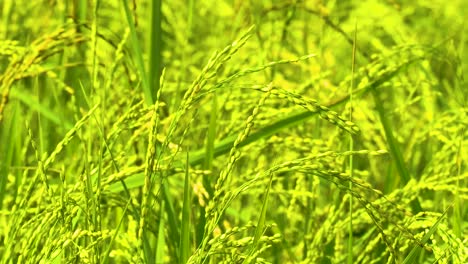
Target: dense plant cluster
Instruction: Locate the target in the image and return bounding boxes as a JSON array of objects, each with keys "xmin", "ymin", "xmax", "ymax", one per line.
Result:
[{"xmin": 0, "ymin": 0, "xmax": 466, "ymax": 263}]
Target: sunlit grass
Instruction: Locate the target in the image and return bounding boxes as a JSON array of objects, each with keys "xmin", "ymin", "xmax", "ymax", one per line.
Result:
[{"xmin": 0, "ymin": 0, "xmax": 467, "ymax": 263}]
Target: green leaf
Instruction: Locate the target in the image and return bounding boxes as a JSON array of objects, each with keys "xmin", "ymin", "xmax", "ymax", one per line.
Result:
[
  {"xmin": 243, "ymin": 171, "xmax": 274, "ymax": 263},
  {"xmin": 179, "ymin": 152, "xmax": 191, "ymax": 264},
  {"xmin": 121, "ymin": 0, "xmax": 153, "ymax": 105},
  {"xmin": 156, "ymin": 201, "xmax": 166, "ymax": 264},
  {"xmin": 402, "ymin": 206, "xmax": 450, "ymax": 264}
]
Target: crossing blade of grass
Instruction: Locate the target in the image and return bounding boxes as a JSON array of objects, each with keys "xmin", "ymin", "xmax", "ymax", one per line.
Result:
[
  {"xmin": 121, "ymin": 0, "xmax": 153, "ymax": 105},
  {"xmin": 371, "ymin": 89, "xmax": 410, "ymax": 184},
  {"xmin": 243, "ymin": 171, "xmax": 274, "ymax": 263},
  {"xmin": 179, "ymin": 152, "xmax": 191, "ymax": 264},
  {"xmin": 78, "ymin": 82, "xmax": 155, "ymax": 262},
  {"xmin": 402, "ymin": 206, "xmax": 450, "ymax": 264},
  {"xmin": 102, "ymin": 199, "xmax": 132, "ymax": 264},
  {"xmin": 371, "ymin": 88, "xmax": 422, "ymax": 212},
  {"xmin": 10, "ymin": 88, "xmax": 73, "ymax": 130}
]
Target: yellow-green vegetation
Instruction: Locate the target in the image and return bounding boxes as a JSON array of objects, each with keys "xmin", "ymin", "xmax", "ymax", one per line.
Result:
[{"xmin": 0, "ymin": 0, "xmax": 467, "ymax": 263}]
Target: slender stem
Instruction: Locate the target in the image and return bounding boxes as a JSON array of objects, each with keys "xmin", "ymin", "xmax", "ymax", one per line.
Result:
[{"xmin": 347, "ymin": 21, "xmax": 357, "ymax": 264}]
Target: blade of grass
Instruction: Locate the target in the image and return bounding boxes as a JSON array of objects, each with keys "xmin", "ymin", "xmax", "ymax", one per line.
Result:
[
  {"xmin": 371, "ymin": 88, "xmax": 422, "ymax": 212},
  {"xmin": 156, "ymin": 201, "xmax": 166, "ymax": 264},
  {"xmin": 243, "ymin": 170, "xmax": 274, "ymax": 263},
  {"xmin": 347, "ymin": 21, "xmax": 357, "ymax": 264},
  {"xmin": 90, "ymin": 1, "xmax": 101, "ymax": 259},
  {"xmin": 102, "ymin": 199, "xmax": 132, "ymax": 264},
  {"xmin": 162, "ymin": 178, "xmax": 180, "ymax": 257},
  {"xmin": 402, "ymin": 206, "xmax": 450, "ymax": 264},
  {"xmin": 78, "ymin": 81, "xmax": 154, "ymax": 263},
  {"xmin": 204, "ymin": 92, "xmax": 217, "ymax": 194},
  {"xmin": 0, "ymin": 103, "xmax": 16, "ymax": 210},
  {"xmin": 195, "ymin": 91, "xmax": 217, "ymax": 246},
  {"xmin": 372, "ymin": 89, "xmax": 410, "ymax": 184},
  {"xmin": 452, "ymin": 127, "xmax": 465, "ymax": 238},
  {"xmin": 148, "ymin": 0, "xmax": 162, "ymax": 99},
  {"xmin": 179, "ymin": 152, "xmax": 191, "ymax": 264},
  {"xmin": 121, "ymin": 0, "xmax": 153, "ymax": 105},
  {"xmin": 70, "ymin": 0, "xmax": 92, "ymax": 111},
  {"xmin": 10, "ymin": 88, "xmax": 73, "ymax": 130}
]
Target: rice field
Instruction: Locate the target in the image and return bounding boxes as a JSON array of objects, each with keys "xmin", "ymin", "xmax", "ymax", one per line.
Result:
[{"xmin": 0, "ymin": 0, "xmax": 467, "ymax": 263}]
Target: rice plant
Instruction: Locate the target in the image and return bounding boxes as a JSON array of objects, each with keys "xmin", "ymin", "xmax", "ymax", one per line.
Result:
[{"xmin": 0, "ymin": 0, "xmax": 466, "ymax": 263}]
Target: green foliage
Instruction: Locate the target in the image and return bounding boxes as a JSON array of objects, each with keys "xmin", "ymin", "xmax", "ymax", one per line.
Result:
[{"xmin": 0, "ymin": 0, "xmax": 467, "ymax": 263}]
